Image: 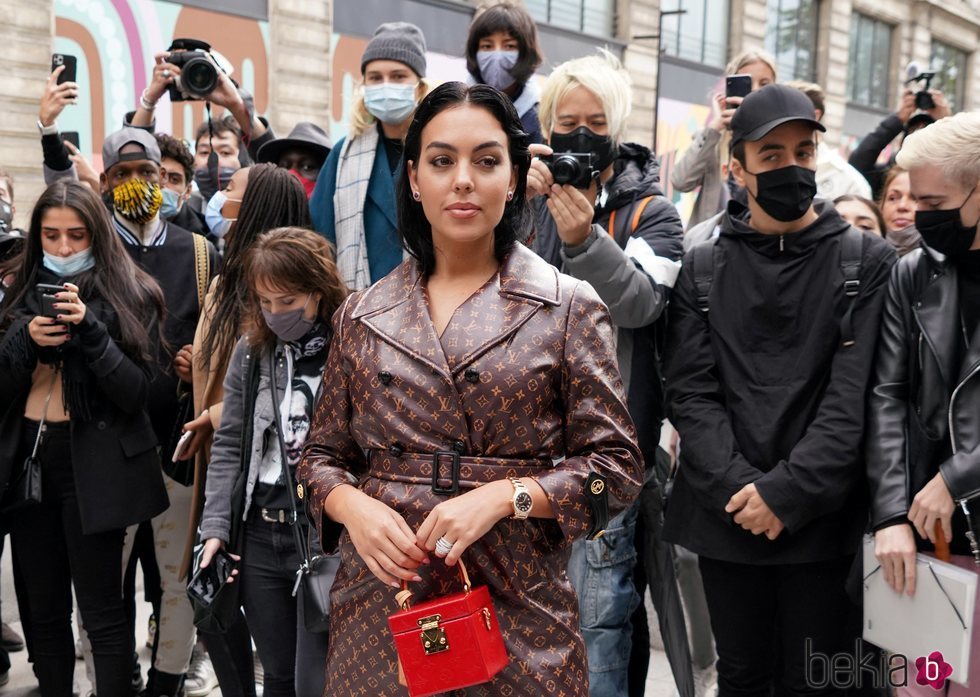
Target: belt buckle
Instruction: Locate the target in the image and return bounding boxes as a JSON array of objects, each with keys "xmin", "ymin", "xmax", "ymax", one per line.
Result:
[
  {"xmin": 261, "ymin": 508, "xmax": 291, "ymax": 524},
  {"xmin": 431, "ymin": 450, "xmax": 460, "ymax": 495}
]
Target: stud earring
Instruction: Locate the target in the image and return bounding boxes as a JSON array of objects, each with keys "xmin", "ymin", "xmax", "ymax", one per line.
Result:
[
  {"xmin": 506, "ymin": 191, "xmax": 514, "ymax": 201},
  {"xmin": 412, "ymin": 191, "xmax": 421, "ymax": 201}
]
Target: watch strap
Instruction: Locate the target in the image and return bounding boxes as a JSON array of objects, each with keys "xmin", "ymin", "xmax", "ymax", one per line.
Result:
[{"xmin": 509, "ymin": 477, "xmax": 531, "ymax": 520}]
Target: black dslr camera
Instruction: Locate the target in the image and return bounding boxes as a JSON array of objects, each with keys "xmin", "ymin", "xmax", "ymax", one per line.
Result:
[
  {"xmin": 167, "ymin": 38, "xmax": 219, "ymax": 102},
  {"xmin": 539, "ymin": 152, "xmax": 595, "ymax": 189},
  {"xmin": 905, "ymin": 61, "xmax": 937, "ymax": 111}
]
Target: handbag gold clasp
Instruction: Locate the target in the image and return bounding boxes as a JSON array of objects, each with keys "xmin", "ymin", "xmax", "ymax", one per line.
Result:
[
  {"xmin": 418, "ymin": 614, "xmax": 449, "ymax": 655},
  {"xmin": 481, "ymin": 607, "xmax": 491, "ymax": 631}
]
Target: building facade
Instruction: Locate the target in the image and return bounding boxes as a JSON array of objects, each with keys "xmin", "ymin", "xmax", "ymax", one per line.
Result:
[{"xmin": 1, "ymin": 0, "xmax": 978, "ymax": 226}]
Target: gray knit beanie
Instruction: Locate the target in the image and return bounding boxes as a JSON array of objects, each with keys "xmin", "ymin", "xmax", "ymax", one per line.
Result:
[{"xmin": 360, "ymin": 22, "xmax": 427, "ymax": 78}]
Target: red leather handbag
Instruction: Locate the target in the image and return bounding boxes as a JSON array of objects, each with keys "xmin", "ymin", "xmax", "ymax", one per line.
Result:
[{"xmin": 388, "ymin": 561, "xmax": 508, "ymax": 697}]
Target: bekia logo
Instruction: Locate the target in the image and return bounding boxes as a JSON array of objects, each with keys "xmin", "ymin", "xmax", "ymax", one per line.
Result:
[
  {"xmin": 915, "ymin": 651, "xmax": 953, "ymax": 690},
  {"xmin": 806, "ymin": 640, "xmax": 954, "ymax": 690}
]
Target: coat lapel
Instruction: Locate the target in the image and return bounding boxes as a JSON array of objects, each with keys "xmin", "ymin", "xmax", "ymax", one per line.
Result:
[
  {"xmin": 914, "ymin": 267, "xmax": 961, "ymax": 389},
  {"xmin": 367, "ymin": 144, "xmax": 398, "ymax": 230}
]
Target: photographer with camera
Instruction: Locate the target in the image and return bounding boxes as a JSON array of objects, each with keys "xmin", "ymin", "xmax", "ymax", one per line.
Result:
[
  {"xmin": 848, "ymin": 66, "xmax": 950, "ymax": 200},
  {"xmin": 527, "ymin": 49, "xmax": 689, "ymax": 697},
  {"xmin": 0, "ymin": 180, "xmax": 168, "ymax": 697}
]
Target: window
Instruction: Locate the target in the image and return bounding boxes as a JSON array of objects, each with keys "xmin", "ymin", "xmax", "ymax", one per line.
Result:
[
  {"xmin": 659, "ymin": 0, "xmax": 729, "ymax": 67},
  {"xmin": 525, "ymin": 0, "xmax": 616, "ymax": 37},
  {"xmin": 930, "ymin": 40, "xmax": 969, "ymax": 112},
  {"xmin": 766, "ymin": 0, "xmax": 819, "ymax": 81},
  {"xmin": 848, "ymin": 14, "xmax": 892, "ymax": 109}
]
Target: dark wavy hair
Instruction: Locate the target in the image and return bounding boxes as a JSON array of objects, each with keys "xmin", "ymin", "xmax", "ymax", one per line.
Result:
[
  {"xmin": 398, "ymin": 82, "xmax": 532, "ymax": 275},
  {"xmin": 465, "ymin": 3, "xmax": 543, "ymax": 88},
  {"xmin": 243, "ymin": 227, "xmax": 348, "ymax": 349},
  {"xmin": 0, "ymin": 180, "xmax": 164, "ymax": 361},
  {"xmin": 199, "ymin": 163, "xmax": 312, "ymax": 374}
]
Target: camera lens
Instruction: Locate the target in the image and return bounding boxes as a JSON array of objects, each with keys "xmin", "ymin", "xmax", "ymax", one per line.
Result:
[
  {"xmin": 552, "ymin": 156, "xmax": 583, "ymax": 185},
  {"xmin": 181, "ymin": 56, "xmax": 218, "ymax": 98}
]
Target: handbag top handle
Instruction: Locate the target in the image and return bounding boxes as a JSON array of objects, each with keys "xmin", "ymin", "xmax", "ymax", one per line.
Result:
[{"xmin": 396, "ymin": 560, "xmax": 472, "ymax": 611}]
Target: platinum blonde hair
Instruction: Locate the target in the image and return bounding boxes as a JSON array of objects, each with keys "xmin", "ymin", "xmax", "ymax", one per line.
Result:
[
  {"xmin": 539, "ymin": 48, "xmax": 632, "ymax": 145},
  {"xmin": 897, "ymin": 112, "xmax": 980, "ymax": 190}
]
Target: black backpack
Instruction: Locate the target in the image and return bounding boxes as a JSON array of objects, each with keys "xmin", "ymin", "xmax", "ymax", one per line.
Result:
[{"xmin": 690, "ymin": 227, "xmax": 865, "ymax": 348}]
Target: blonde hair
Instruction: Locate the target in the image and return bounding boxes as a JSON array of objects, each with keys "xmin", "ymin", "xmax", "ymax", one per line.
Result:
[
  {"xmin": 896, "ymin": 112, "xmax": 980, "ymax": 190},
  {"xmin": 539, "ymin": 48, "xmax": 632, "ymax": 145},
  {"xmin": 349, "ymin": 79, "xmax": 434, "ymax": 139},
  {"xmin": 725, "ymin": 50, "xmax": 778, "ymax": 80}
]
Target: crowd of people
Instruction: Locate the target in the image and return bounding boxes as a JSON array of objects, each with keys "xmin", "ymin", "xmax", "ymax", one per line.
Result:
[{"xmin": 0, "ymin": 3, "xmax": 977, "ymax": 697}]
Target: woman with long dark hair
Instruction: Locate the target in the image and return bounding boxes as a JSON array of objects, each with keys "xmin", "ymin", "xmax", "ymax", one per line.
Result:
[
  {"xmin": 0, "ymin": 180, "xmax": 167, "ymax": 697},
  {"xmin": 181, "ymin": 164, "xmax": 316, "ymax": 697},
  {"xmin": 198, "ymin": 228, "xmax": 347, "ymax": 697},
  {"xmin": 298, "ymin": 82, "xmax": 642, "ymax": 695}
]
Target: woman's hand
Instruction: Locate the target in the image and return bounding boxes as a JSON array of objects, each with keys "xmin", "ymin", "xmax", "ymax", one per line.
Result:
[
  {"xmin": 908, "ymin": 472, "xmax": 955, "ymax": 545},
  {"xmin": 416, "ymin": 480, "xmax": 512, "ymax": 567},
  {"xmin": 527, "ymin": 143, "xmax": 555, "ymax": 200},
  {"xmin": 874, "ymin": 523, "xmax": 917, "ymax": 596},
  {"xmin": 28, "ymin": 316, "xmax": 70, "ymax": 347},
  {"xmin": 174, "ymin": 344, "xmax": 194, "ymax": 383},
  {"xmin": 181, "ymin": 408, "xmax": 214, "ymax": 459},
  {"xmin": 52, "ymin": 282, "xmax": 86, "ymax": 325},
  {"xmin": 709, "ymin": 93, "xmax": 740, "ymax": 132},
  {"xmin": 327, "ymin": 485, "xmax": 428, "ymax": 588},
  {"xmin": 39, "ymin": 65, "xmax": 78, "ymax": 127},
  {"xmin": 199, "ymin": 538, "xmax": 240, "ymax": 583}
]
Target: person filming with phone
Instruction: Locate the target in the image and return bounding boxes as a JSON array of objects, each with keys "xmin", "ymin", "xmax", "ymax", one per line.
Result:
[{"xmin": 0, "ymin": 180, "xmax": 168, "ymax": 697}]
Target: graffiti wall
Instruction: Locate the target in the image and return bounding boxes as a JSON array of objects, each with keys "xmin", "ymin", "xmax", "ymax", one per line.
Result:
[
  {"xmin": 656, "ymin": 97, "xmax": 713, "ymax": 226},
  {"xmin": 54, "ymin": 0, "xmax": 269, "ymax": 169}
]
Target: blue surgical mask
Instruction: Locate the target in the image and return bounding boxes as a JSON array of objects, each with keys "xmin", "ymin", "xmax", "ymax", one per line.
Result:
[
  {"xmin": 160, "ymin": 188, "xmax": 182, "ymax": 219},
  {"xmin": 364, "ymin": 83, "xmax": 418, "ymax": 125},
  {"xmin": 205, "ymin": 190, "xmax": 239, "ymax": 239},
  {"xmin": 42, "ymin": 248, "xmax": 95, "ymax": 277},
  {"xmin": 476, "ymin": 50, "xmax": 519, "ymax": 92}
]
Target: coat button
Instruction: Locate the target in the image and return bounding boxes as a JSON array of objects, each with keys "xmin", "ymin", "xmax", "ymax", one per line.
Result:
[
  {"xmin": 378, "ymin": 370, "xmax": 393, "ymax": 385},
  {"xmin": 451, "ymin": 439, "xmax": 466, "ymax": 454},
  {"xmin": 388, "ymin": 443, "xmax": 403, "ymax": 457},
  {"xmin": 464, "ymin": 368, "xmax": 480, "ymax": 384},
  {"xmin": 97, "ymin": 421, "xmax": 106, "ymax": 430}
]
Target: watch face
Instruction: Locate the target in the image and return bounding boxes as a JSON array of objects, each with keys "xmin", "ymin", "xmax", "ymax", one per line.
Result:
[{"xmin": 515, "ymin": 491, "xmax": 533, "ymax": 514}]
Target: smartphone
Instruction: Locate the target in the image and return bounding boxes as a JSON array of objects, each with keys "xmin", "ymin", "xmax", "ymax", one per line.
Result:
[
  {"xmin": 725, "ymin": 74, "xmax": 753, "ymax": 101},
  {"xmin": 62, "ymin": 131, "xmax": 80, "ymax": 151},
  {"xmin": 172, "ymin": 430, "xmax": 194, "ymax": 463},
  {"xmin": 51, "ymin": 53, "xmax": 78, "ymax": 84},
  {"xmin": 188, "ymin": 548, "xmax": 236, "ymax": 606},
  {"xmin": 36, "ymin": 283, "xmax": 65, "ymax": 320}
]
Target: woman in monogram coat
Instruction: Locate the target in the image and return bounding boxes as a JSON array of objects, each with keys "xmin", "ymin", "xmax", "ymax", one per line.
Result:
[{"xmin": 297, "ymin": 83, "xmax": 643, "ymax": 695}]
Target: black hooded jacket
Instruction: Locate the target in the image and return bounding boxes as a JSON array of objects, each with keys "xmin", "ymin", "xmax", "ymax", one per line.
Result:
[{"xmin": 662, "ymin": 200, "xmax": 897, "ymax": 563}]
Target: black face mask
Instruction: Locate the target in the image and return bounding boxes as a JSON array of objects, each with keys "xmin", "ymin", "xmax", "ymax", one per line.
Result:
[
  {"xmin": 744, "ymin": 165, "xmax": 817, "ymax": 223},
  {"xmin": 549, "ymin": 126, "xmax": 617, "ymax": 173},
  {"xmin": 914, "ymin": 186, "xmax": 979, "ymax": 257},
  {"xmin": 194, "ymin": 159, "xmax": 240, "ymax": 202}
]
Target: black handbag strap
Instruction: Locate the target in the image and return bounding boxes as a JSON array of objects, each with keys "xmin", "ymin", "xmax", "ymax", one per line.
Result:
[
  {"xmin": 30, "ymin": 368, "xmax": 59, "ymax": 460},
  {"xmin": 268, "ymin": 350, "xmax": 316, "ymax": 591}
]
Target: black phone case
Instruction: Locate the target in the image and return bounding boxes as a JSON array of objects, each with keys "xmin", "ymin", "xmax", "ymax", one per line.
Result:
[
  {"xmin": 725, "ymin": 75, "xmax": 752, "ymax": 100},
  {"xmin": 52, "ymin": 54, "xmax": 77, "ymax": 84},
  {"xmin": 36, "ymin": 284, "xmax": 64, "ymax": 320},
  {"xmin": 62, "ymin": 131, "xmax": 80, "ymax": 150},
  {"xmin": 188, "ymin": 551, "xmax": 234, "ymax": 606}
]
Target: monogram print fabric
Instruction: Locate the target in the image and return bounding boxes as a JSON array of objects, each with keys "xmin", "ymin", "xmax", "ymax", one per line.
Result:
[{"xmin": 298, "ymin": 243, "xmax": 643, "ymax": 695}]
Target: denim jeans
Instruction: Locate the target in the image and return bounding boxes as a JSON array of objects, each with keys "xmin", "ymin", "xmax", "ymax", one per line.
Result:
[
  {"xmin": 569, "ymin": 499, "xmax": 641, "ymax": 697},
  {"xmin": 239, "ymin": 514, "xmax": 329, "ymax": 697}
]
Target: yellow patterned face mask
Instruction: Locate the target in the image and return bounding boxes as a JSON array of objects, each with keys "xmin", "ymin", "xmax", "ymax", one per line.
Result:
[{"xmin": 112, "ymin": 178, "xmax": 163, "ymax": 225}]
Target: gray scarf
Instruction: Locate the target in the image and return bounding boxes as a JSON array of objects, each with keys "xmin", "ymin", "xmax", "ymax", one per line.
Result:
[{"xmin": 333, "ymin": 126, "xmax": 380, "ymax": 291}]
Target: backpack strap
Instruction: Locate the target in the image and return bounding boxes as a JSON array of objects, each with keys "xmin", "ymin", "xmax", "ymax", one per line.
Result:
[
  {"xmin": 838, "ymin": 228, "xmax": 863, "ymax": 348},
  {"xmin": 606, "ymin": 195, "xmax": 656, "ymax": 241},
  {"xmin": 191, "ymin": 233, "xmax": 210, "ymax": 312},
  {"xmin": 691, "ymin": 240, "xmax": 716, "ymax": 315}
]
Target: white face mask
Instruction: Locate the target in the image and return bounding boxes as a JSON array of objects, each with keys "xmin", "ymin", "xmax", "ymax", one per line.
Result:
[
  {"xmin": 42, "ymin": 248, "xmax": 95, "ymax": 277},
  {"xmin": 364, "ymin": 83, "xmax": 419, "ymax": 125}
]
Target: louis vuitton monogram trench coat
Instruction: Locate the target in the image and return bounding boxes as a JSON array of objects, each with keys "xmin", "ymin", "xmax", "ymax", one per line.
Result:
[{"xmin": 297, "ymin": 242, "xmax": 644, "ymax": 695}]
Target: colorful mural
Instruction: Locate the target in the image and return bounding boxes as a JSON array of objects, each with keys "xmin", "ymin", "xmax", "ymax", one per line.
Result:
[
  {"xmin": 656, "ymin": 97, "xmax": 713, "ymax": 226},
  {"xmin": 54, "ymin": 0, "xmax": 269, "ymax": 169}
]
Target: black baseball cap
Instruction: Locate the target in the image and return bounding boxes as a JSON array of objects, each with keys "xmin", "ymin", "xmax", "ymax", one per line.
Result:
[{"xmin": 730, "ymin": 84, "xmax": 825, "ymax": 148}]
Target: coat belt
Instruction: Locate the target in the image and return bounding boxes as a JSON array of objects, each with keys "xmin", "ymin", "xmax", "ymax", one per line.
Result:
[{"xmin": 367, "ymin": 449, "xmax": 547, "ymax": 494}]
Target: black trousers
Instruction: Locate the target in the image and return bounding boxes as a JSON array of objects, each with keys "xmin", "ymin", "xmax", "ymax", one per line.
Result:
[
  {"xmin": 698, "ymin": 555, "xmax": 855, "ymax": 697},
  {"xmin": 10, "ymin": 419, "xmax": 133, "ymax": 697},
  {"xmin": 239, "ymin": 514, "xmax": 329, "ymax": 697}
]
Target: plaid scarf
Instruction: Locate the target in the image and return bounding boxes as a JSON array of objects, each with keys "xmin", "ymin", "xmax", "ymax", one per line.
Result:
[{"xmin": 333, "ymin": 126, "xmax": 380, "ymax": 291}]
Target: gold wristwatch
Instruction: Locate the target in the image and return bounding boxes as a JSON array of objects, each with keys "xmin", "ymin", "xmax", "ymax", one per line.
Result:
[{"xmin": 509, "ymin": 477, "xmax": 532, "ymax": 520}]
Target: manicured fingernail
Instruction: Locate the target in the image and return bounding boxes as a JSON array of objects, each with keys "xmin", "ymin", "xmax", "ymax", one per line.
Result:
[
  {"xmin": 57, "ymin": 315, "xmax": 63, "ymax": 319},
  {"xmin": 421, "ymin": 557, "xmax": 430, "ymax": 564},
  {"xmin": 390, "ymin": 581, "xmax": 401, "ymax": 589},
  {"xmin": 63, "ymin": 284, "xmax": 70, "ymax": 288},
  {"xmin": 412, "ymin": 575, "xmax": 422, "ymax": 582}
]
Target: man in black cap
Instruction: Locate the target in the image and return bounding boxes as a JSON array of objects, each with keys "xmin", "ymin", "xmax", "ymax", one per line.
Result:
[{"xmin": 661, "ymin": 84, "xmax": 897, "ymax": 695}]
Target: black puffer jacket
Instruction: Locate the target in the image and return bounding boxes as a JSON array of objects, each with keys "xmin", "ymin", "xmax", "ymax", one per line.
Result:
[
  {"xmin": 867, "ymin": 246, "xmax": 980, "ymax": 555},
  {"xmin": 531, "ymin": 142, "xmax": 684, "ymax": 459}
]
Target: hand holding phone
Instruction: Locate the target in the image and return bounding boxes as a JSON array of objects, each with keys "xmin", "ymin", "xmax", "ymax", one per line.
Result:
[
  {"xmin": 188, "ymin": 545, "xmax": 237, "ymax": 606},
  {"xmin": 725, "ymin": 74, "xmax": 753, "ymax": 103},
  {"xmin": 37, "ymin": 283, "xmax": 66, "ymax": 321},
  {"xmin": 51, "ymin": 54, "xmax": 78, "ymax": 85},
  {"xmin": 172, "ymin": 429, "xmax": 194, "ymax": 463}
]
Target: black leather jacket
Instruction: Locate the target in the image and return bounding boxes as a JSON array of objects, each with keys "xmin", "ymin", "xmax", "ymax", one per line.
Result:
[{"xmin": 867, "ymin": 246, "xmax": 980, "ymax": 535}]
